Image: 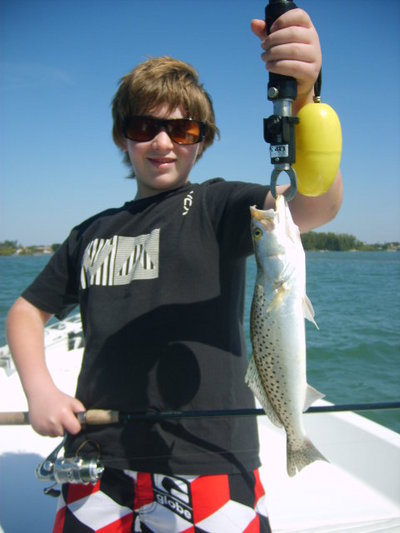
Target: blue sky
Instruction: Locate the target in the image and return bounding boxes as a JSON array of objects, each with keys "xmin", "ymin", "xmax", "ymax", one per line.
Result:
[{"xmin": 1, "ymin": 0, "xmax": 399, "ymax": 245}]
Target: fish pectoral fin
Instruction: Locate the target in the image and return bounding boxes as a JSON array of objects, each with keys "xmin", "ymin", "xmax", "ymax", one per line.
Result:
[
  {"xmin": 266, "ymin": 283, "xmax": 289, "ymax": 314},
  {"xmin": 302, "ymin": 294, "xmax": 319, "ymax": 329},
  {"xmin": 303, "ymin": 384, "xmax": 325, "ymax": 412},
  {"xmin": 245, "ymin": 355, "xmax": 283, "ymax": 428}
]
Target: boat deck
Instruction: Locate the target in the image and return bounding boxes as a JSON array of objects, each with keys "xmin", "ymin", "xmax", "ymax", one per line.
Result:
[
  {"xmin": 0, "ymin": 318, "xmax": 399, "ymax": 532},
  {"xmin": 259, "ymin": 412, "xmax": 400, "ymax": 532}
]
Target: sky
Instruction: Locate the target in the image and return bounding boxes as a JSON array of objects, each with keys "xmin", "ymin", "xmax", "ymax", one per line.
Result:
[{"xmin": 0, "ymin": 0, "xmax": 399, "ymax": 246}]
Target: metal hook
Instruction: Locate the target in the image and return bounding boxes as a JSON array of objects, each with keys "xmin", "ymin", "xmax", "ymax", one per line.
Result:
[{"xmin": 270, "ymin": 166, "xmax": 297, "ymax": 201}]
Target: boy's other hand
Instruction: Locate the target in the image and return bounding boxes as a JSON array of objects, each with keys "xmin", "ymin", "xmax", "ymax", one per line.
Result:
[
  {"xmin": 251, "ymin": 8, "xmax": 321, "ymax": 105},
  {"xmin": 28, "ymin": 386, "xmax": 85, "ymax": 437}
]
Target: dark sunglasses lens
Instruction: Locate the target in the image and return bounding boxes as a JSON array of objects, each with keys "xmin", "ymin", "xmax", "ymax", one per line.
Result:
[
  {"xmin": 168, "ymin": 120, "xmax": 202, "ymax": 145},
  {"xmin": 124, "ymin": 117, "xmax": 157, "ymax": 142},
  {"xmin": 124, "ymin": 117, "xmax": 204, "ymax": 144}
]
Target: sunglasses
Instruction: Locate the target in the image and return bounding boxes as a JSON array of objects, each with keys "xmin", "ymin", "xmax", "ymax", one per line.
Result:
[{"xmin": 123, "ymin": 116, "xmax": 206, "ymax": 145}]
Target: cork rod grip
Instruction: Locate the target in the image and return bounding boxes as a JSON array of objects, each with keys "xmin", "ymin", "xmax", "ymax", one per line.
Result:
[
  {"xmin": 0, "ymin": 412, "xmax": 30, "ymax": 425},
  {"xmin": 81, "ymin": 409, "xmax": 120, "ymax": 425},
  {"xmin": 0, "ymin": 410, "xmax": 119, "ymax": 426}
]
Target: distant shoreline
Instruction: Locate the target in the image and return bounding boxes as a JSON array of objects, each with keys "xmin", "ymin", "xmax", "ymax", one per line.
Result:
[
  {"xmin": 1, "ymin": 249, "xmax": 399, "ymax": 258},
  {"xmin": 0, "ymin": 238, "xmax": 399, "ymax": 257},
  {"xmin": 0, "ymin": 243, "xmax": 60, "ymax": 257},
  {"xmin": 0, "ymin": 251, "xmax": 54, "ymax": 257}
]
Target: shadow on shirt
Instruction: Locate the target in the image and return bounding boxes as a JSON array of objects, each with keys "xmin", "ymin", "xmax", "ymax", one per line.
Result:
[{"xmin": 67, "ymin": 297, "xmax": 258, "ymax": 473}]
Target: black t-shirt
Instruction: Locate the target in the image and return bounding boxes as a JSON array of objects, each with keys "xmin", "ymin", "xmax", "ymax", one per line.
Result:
[{"xmin": 23, "ymin": 178, "xmax": 269, "ymax": 474}]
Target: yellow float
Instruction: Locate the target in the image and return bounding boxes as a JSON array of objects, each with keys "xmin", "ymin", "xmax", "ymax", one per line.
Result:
[{"xmin": 294, "ymin": 101, "xmax": 342, "ymax": 196}]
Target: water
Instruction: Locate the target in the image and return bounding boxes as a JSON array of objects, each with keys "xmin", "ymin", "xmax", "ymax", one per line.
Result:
[
  {"xmin": 1, "ymin": 252, "xmax": 399, "ymax": 432},
  {"xmin": 0, "ymin": 255, "xmax": 53, "ymax": 344},
  {"xmin": 245, "ymin": 252, "xmax": 400, "ymax": 433}
]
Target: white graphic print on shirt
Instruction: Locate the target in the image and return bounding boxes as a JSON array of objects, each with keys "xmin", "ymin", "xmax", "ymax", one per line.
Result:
[
  {"xmin": 80, "ymin": 229, "xmax": 160, "ymax": 288},
  {"xmin": 182, "ymin": 190, "xmax": 194, "ymax": 216}
]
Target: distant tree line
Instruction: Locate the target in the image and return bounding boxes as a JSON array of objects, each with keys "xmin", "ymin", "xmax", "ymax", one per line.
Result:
[
  {"xmin": 301, "ymin": 232, "xmax": 362, "ymax": 251},
  {"xmin": 0, "ymin": 240, "xmax": 20, "ymax": 255},
  {"xmin": 301, "ymin": 232, "xmax": 398, "ymax": 251},
  {"xmin": 0, "ymin": 241, "xmax": 61, "ymax": 256}
]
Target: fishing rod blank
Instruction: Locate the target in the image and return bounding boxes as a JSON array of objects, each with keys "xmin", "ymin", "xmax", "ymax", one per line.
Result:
[
  {"xmin": 1, "ymin": 402, "xmax": 399, "ymax": 426},
  {"xmin": 78, "ymin": 402, "xmax": 400, "ymax": 424}
]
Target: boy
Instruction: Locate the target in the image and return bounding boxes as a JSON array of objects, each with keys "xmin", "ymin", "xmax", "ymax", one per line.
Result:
[{"xmin": 6, "ymin": 8, "xmax": 342, "ymax": 533}]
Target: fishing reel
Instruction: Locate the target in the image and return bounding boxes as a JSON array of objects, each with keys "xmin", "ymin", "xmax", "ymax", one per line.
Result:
[{"xmin": 36, "ymin": 435, "xmax": 104, "ymax": 497}]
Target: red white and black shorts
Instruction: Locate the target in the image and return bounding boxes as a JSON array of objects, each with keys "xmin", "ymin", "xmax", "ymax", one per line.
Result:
[{"xmin": 53, "ymin": 467, "xmax": 271, "ymax": 532}]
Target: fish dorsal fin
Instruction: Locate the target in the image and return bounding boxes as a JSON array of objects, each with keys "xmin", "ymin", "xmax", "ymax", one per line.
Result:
[
  {"xmin": 302, "ymin": 294, "xmax": 319, "ymax": 329},
  {"xmin": 303, "ymin": 384, "xmax": 325, "ymax": 412}
]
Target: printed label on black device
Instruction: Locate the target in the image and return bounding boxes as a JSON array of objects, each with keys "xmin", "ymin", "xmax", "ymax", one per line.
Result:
[{"xmin": 270, "ymin": 145, "xmax": 289, "ymax": 159}]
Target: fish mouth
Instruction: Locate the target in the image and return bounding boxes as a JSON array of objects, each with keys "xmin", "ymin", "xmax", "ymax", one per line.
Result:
[
  {"xmin": 274, "ymin": 194, "xmax": 285, "ymax": 212},
  {"xmin": 250, "ymin": 205, "xmax": 275, "ymax": 231}
]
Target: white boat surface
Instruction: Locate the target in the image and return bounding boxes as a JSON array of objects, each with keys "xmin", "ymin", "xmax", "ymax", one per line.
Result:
[{"xmin": 0, "ymin": 315, "xmax": 399, "ymax": 533}]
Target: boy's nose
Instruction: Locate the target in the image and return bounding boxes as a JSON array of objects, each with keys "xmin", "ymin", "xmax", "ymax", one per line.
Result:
[{"xmin": 152, "ymin": 130, "xmax": 174, "ymax": 150}]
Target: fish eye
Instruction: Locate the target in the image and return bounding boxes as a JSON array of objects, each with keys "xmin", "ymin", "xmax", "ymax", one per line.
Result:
[{"xmin": 253, "ymin": 228, "xmax": 263, "ymax": 240}]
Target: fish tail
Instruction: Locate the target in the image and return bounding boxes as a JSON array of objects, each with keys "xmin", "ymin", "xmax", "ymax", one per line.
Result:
[{"xmin": 287, "ymin": 437, "xmax": 328, "ymax": 477}]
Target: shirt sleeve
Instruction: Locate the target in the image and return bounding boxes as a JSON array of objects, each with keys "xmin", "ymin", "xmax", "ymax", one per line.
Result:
[
  {"xmin": 204, "ymin": 179, "xmax": 269, "ymax": 257},
  {"xmin": 22, "ymin": 231, "xmax": 81, "ymax": 319}
]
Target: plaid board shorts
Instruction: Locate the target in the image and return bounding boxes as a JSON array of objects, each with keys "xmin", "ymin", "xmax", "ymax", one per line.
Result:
[{"xmin": 53, "ymin": 467, "xmax": 271, "ymax": 532}]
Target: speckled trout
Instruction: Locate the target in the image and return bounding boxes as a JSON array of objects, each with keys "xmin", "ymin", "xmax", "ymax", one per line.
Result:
[{"xmin": 245, "ymin": 195, "xmax": 327, "ymax": 477}]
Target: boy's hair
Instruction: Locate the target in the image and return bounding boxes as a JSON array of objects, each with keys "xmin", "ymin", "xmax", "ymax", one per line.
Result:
[{"xmin": 112, "ymin": 57, "xmax": 220, "ymax": 173}]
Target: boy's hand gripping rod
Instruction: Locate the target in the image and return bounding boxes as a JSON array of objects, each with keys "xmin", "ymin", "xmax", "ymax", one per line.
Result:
[{"xmin": 264, "ymin": 0, "xmax": 299, "ymax": 201}]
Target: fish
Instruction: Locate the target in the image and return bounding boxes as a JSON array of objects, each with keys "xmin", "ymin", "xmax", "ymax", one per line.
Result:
[{"xmin": 245, "ymin": 195, "xmax": 327, "ymax": 477}]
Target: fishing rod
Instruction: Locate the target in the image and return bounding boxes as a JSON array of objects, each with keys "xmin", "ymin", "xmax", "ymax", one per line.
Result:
[
  {"xmin": 1, "ymin": 401, "xmax": 400, "ymax": 426},
  {"xmin": 3, "ymin": 401, "xmax": 398, "ymax": 496}
]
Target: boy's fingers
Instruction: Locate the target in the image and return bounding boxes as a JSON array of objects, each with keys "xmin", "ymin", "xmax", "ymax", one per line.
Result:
[
  {"xmin": 250, "ymin": 19, "xmax": 266, "ymax": 39},
  {"xmin": 43, "ymin": 399, "xmax": 85, "ymax": 436},
  {"xmin": 263, "ymin": 26, "xmax": 315, "ymax": 51},
  {"xmin": 265, "ymin": 59, "xmax": 317, "ymax": 83},
  {"xmin": 73, "ymin": 398, "xmax": 86, "ymax": 414},
  {"xmin": 251, "ymin": 9, "xmax": 312, "ymax": 39},
  {"xmin": 269, "ymin": 8, "xmax": 313, "ymax": 33},
  {"xmin": 65, "ymin": 398, "xmax": 86, "ymax": 435},
  {"xmin": 262, "ymin": 41, "xmax": 319, "ymax": 65},
  {"xmin": 63, "ymin": 414, "xmax": 82, "ymax": 435}
]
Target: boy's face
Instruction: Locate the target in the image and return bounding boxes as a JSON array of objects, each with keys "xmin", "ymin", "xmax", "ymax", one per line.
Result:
[{"xmin": 123, "ymin": 105, "xmax": 203, "ymax": 199}]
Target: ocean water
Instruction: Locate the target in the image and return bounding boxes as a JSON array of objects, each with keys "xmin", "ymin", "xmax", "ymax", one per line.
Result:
[
  {"xmin": 245, "ymin": 252, "xmax": 400, "ymax": 433},
  {"xmin": 1, "ymin": 252, "xmax": 399, "ymax": 432}
]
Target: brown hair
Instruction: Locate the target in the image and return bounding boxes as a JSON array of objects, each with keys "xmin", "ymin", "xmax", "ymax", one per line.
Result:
[{"xmin": 112, "ymin": 57, "xmax": 219, "ymax": 172}]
